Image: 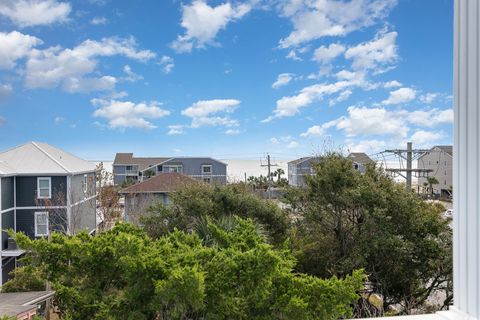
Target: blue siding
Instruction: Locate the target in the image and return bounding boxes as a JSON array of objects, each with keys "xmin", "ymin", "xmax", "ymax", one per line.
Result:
[{"xmin": 1, "ymin": 177, "xmax": 14, "ymax": 210}]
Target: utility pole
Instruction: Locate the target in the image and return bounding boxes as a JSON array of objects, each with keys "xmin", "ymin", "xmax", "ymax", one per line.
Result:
[
  {"xmin": 261, "ymin": 154, "xmax": 278, "ymax": 198},
  {"xmin": 383, "ymin": 142, "xmax": 433, "ymax": 191}
]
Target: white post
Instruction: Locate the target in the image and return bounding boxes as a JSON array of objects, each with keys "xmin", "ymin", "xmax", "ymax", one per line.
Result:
[{"xmin": 450, "ymin": 0, "xmax": 480, "ymax": 318}]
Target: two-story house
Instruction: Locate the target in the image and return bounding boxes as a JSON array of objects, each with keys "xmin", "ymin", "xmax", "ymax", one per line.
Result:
[
  {"xmin": 0, "ymin": 142, "xmax": 97, "ymax": 285},
  {"xmin": 417, "ymin": 145, "xmax": 453, "ymax": 197},
  {"xmin": 113, "ymin": 153, "xmax": 227, "ymax": 186},
  {"xmin": 288, "ymin": 153, "xmax": 375, "ymax": 187}
]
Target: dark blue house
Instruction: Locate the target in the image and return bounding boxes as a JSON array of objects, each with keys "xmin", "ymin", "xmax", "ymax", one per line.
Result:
[{"xmin": 0, "ymin": 142, "xmax": 97, "ymax": 285}]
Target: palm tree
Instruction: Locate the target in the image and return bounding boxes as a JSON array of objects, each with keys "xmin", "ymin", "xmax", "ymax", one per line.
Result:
[
  {"xmin": 423, "ymin": 182, "xmax": 429, "ymax": 194},
  {"xmin": 274, "ymin": 168, "xmax": 285, "ymax": 182},
  {"xmin": 427, "ymin": 176, "xmax": 439, "ymax": 195}
]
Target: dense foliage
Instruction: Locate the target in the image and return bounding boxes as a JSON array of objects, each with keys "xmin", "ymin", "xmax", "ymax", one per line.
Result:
[
  {"xmin": 283, "ymin": 154, "xmax": 452, "ymax": 314},
  {"xmin": 14, "ymin": 218, "xmax": 363, "ymax": 320},
  {"xmin": 141, "ymin": 184, "xmax": 289, "ymax": 244}
]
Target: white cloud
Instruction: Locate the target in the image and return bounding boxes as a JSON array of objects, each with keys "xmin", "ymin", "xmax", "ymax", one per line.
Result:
[
  {"xmin": 25, "ymin": 36, "xmax": 155, "ymax": 93},
  {"xmin": 287, "ymin": 141, "xmax": 299, "ymax": 149},
  {"xmin": 286, "ymin": 49, "xmax": 302, "ymax": 61},
  {"xmin": 329, "ymin": 89, "xmax": 352, "ymax": 106},
  {"xmin": 410, "ymin": 130, "xmax": 446, "ymax": 147},
  {"xmin": 123, "ymin": 65, "xmax": 143, "ymax": 82},
  {"xmin": 382, "ymin": 87, "xmax": 416, "ymax": 105},
  {"xmin": 92, "ymin": 99, "xmax": 170, "ymax": 130},
  {"xmin": 300, "ymin": 125, "xmax": 325, "ymax": 137},
  {"xmin": 313, "ymin": 43, "xmax": 345, "ymax": 64},
  {"xmin": 335, "ymin": 106, "xmax": 407, "ymax": 137},
  {"xmin": 225, "ymin": 128, "xmax": 240, "ymax": 135},
  {"xmin": 54, "ymin": 116, "xmax": 64, "ymax": 124},
  {"xmin": 407, "ymin": 108, "xmax": 453, "ymax": 127},
  {"xmin": 326, "ymin": 106, "xmax": 453, "ymax": 140},
  {"xmin": 0, "ymin": 31, "xmax": 42, "ymax": 69},
  {"xmin": 181, "ymin": 99, "xmax": 240, "ymax": 128},
  {"xmin": 0, "ymin": 84, "xmax": 13, "ymax": 103},
  {"xmin": 346, "ymin": 139, "xmax": 386, "ymax": 154},
  {"xmin": 171, "ymin": 0, "xmax": 251, "ymax": 53},
  {"xmin": 383, "ymin": 80, "xmax": 402, "ymax": 88},
  {"xmin": 0, "ymin": 0, "xmax": 71, "ymax": 27},
  {"xmin": 90, "ymin": 16, "xmax": 108, "ymax": 25},
  {"xmin": 344, "ymin": 31, "xmax": 398, "ymax": 72},
  {"xmin": 419, "ymin": 92, "xmax": 438, "ymax": 104},
  {"xmin": 272, "ymin": 73, "xmax": 294, "ymax": 89},
  {"xmin": 159, "ymin": 55, "xmax": 174, "ymax": 74},
  {"xmin": 168, "ymin": 125, "xmax": 185, "ymax": 135},
  {"xmin": 278, "ymin": 0, "xmax": 397, "ymax": 48}
]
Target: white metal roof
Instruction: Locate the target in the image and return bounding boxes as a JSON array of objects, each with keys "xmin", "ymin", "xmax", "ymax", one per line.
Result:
[{"xmin": 0, "ymin": 142, "xmax": 96, "ymax": 175}]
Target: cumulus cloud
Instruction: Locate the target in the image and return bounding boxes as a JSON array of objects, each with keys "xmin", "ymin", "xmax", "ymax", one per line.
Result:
[
  {"xmin": 278, "ymin": 0, "xmax": 397, "ymax": 48},
  {"xmin": 159, "ymin": 55, "xmax": 174, "ymax": 74},
  {"xmin": 383, "ymin": 80, "xmax": 402, "ymax": 88},
  {"xmin": 329, "ymin": 89, "xmax": 352, "ymax": 106},
  {"xmin": 167, "ymin": 125, "xmax": 185, "ymax": 135},
  {"xmin": 0, "ymin": 0, "xmax": 71, "ymax": 27},
  {"xmin": 171, "ymin": 0, "xmax": 251, "ymax": 53},
  {"xmin": 313, "ymin": 43, "xmax": 345, "ymax": 64},
  {"xmin": 90, "ymin": 16, "xmax": 108, "ymax": 25},
  {"xmin": 382, "ymin": 87, "xmax": 416, "ymax": 105},
  {"xmin": 272, "ymin": 73, "xmax": 294, "ymax": 89},
  {"xmin": 0, "ymin": 31, "xmax": 42, "ymax": 69},
  {"xmin": 264, "ymin": 70, "xmax": 373, "ymax": 121},
  {"xmin": 323, "ymin": 106, "xmax": 453, "ymax": 139},
  {"xmin": 181, "ymin": 99, "xmax": 240, "ymax": 128},
  {"xmin": 419, "ymin": 92, "xmax": 438, "ymax": 104},
  {"xmin": 92, "ymin": 98, "xmax": 170, "ymax": 130},
  {"xmin": 25, "ymin": 36, "xmax": 155, "ymax": 93},
  {"xmin": 344, "ymin": 30, "xmax": 398, "ymax": 73},
  {"xmin": 287, "ymin": 141, "xmax": 299, "ymax": 149},
  {"xmin": 300, "ymin": 125, "xmax": 324, "ymax": 137},
  {"xmin": 123, "ymin": 65, "xmax": 143, "ymax": 82},
  {"xmin": 410, "ymin": 130, "xmax": 446, "ymax": 147}
]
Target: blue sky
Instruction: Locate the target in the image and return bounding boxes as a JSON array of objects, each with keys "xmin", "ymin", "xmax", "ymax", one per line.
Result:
[{"xmin": 0, "ymin": 0, "xmax": 453, "ymax": 160}]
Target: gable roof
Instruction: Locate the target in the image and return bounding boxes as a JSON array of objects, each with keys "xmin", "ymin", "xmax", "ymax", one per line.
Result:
[
  {"xmin": 288, "ymin": 157, "xmax": 314, "ymax": 166},
  {"xmin": 0, "ymin": 142, "xmax": 96, "ymax": 175},
  {"xmin": 113, "ymin": 153, "xmax": 172, "ymax": 171},
  {"xmin": 119, "ymin": 173, "xmax": 198, "ymax": 194},
  {"xmin": 347, "ymin": 153, "xmax": 375, "ymax": 165},
  {"xmin": 433, "ymin": 145, "xmax": 453, "ymax": 156}
]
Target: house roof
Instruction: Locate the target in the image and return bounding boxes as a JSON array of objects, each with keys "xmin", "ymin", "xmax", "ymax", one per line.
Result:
[
  {"xmin": 0, "ymin": 142, "xmax": 96, "ymax": 175},
  {"xmin": 347, "ymin": 153, "xmax": 375, "ymax": 165},
  {"xmin": 113, "ymin": 153, "xmax": 228, "ymax": 171},
  {"xmin": 433, "ymin": 145, "xmax": 453, "ymax": 156},
  {"xmin": 288, "ymin": 157, "xmax": 314, "ymax": 165},
  {"xmin": 0, "ymin": 291, "xmax": 54, "ymax": 317},
  {"xmin": 119, "ymin": 172, "xmax": 198, "ymax": 194}
]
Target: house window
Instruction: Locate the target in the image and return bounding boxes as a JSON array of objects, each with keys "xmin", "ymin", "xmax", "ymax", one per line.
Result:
[
  {"xmin": 83, "ymin": 174, "xmax": 88, "ymax": 193},
  {"xmin": 164, "ymin": 165, "xmax": 183, "ymax": 173},
  {"xmin": 37, "ymin": 177, "xmax": 51, "ymax": 199},
  {"xmin": 34, "ymin": 212, "xmax": 49, "ymax": 237},
  {"xmin": 202, "ymin": 165, "xmax": 212, "ymax": 174},
  {"xmin": 203, "ymin": 177, "xmax": 212, "ymax": 184},
  {"xmin": 126, "ymin": 165, "xmax": 133, "ymax": 171}
]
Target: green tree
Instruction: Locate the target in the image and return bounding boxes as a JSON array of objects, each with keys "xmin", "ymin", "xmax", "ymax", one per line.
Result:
[
  {"xmin": 2, "ymin": 266, "xmax": 45, "ymax": 293},
  {"xmin": 283, "ymin": 154, "xmax": 452, "ymax": 315},
  {"xmin": 14, "ymin": 218, "xmax": 363, "ymax": 320},
  {"xmin": 141, "ymin": 184, "xmax": 289, "ymax": 245},
  {"xmin": 427, "ymin": 176, "xmax": 439, "ymax": 195}
]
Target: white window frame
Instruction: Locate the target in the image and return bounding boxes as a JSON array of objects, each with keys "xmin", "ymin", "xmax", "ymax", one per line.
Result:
[
  {"xmin": 83, "ymin": 174, "xmax": 88, "ymax": 193},
  {"xmin": 201, "ymin": 164, "xmax": 212, "ymax": 175},
  {"xmin": 34, "ymin": 211, "xmax": 49, "ymax": 237},
  {"xmin": 37, "ymin": 177, "xmax": 51, "ymax": 199}
]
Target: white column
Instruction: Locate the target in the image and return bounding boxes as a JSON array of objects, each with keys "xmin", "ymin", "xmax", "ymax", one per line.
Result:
[{"xmin": 450, "ymin": 0, "xmax": 480, "ymax": 318}]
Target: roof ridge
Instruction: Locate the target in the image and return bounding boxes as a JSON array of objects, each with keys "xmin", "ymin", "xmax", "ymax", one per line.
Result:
[{"xmin": 31, "ymin": 142, "xmax": 70, "ymax": 173}]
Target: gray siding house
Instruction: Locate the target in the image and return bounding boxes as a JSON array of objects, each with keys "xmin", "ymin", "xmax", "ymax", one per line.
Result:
[
  {"xmin": 417, "ymin": 146, "xmax": 453, "ymax": 197},
  {"xmin": 288, "ymin": 153, "xmax": 375, "ymax": 187},
  {"xmin": 113, "ymin": 153, "xmax": 227, "ymax": 186},
  {"xmin": 119, "ymin": 172, "xmax": 197, "ymax": 223},
  {"xmin": 0, "ymin": 142, "xmax": 97, "ymax": 285}
]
